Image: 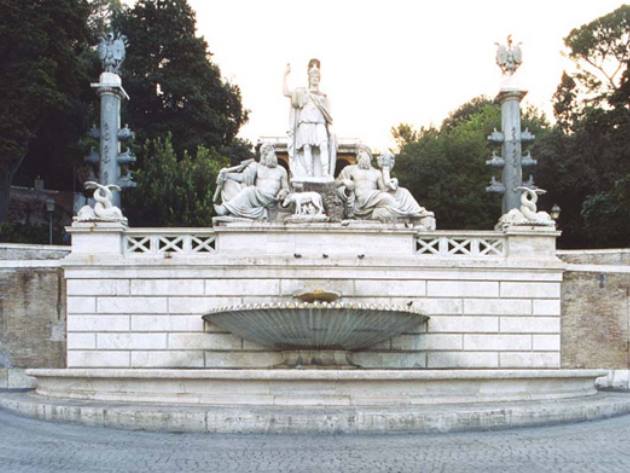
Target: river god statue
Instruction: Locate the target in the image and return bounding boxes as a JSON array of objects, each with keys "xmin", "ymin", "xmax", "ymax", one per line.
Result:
[
  {"xmin": 336, "ymin": 149, "xmax": 434, "ymax": 228},
  {"xmin": 214, "ymin": 144, "xmax": 290, "ymax": 220}
]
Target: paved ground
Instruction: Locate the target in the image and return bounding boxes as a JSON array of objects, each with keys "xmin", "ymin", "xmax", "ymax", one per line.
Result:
[{"xmin": 2, "ymin": 407, "xmax": 630, "ymax": 473}]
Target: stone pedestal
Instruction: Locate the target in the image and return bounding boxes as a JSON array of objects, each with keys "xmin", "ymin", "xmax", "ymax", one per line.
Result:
[
  {"xmin": 295, "ymin": 181, "xmax": 345, "ymax": 221},
  {"xmin": 65, "ymin": 221, "xmax": 127, "ymax": 256},
  {"xmin": 504, "ymin": 226, "xmax": 560, "ymax": 259}
]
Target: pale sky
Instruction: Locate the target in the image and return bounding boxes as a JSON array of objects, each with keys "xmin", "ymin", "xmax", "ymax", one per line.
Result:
[{"xmin": 189, "ymin": 0, "xmax": 626, "ymax": 151}]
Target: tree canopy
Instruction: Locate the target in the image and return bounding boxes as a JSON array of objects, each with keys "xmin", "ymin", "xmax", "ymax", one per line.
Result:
[
  {"xmin": 125, "ymin": 134, "xmax": 226, "ymax": 227},
  {"xmin": 394, "ymin": 6, "xmax": 629, "ymax": 248},
  {"xmin": 539, "ymin": 4, "xmax": 630, "ymax": 248},
  {"xmin": 393, "ymin": 98, "xmax": 549, "ymax": 230},
  {"xmin": 111, "ymin": 0, "xmax": 248, "ymax": 160},
  {"xmin": 0, "ymin": 0, "xmax": 92, "ymax": 222},
  {"xmin": 1, "ymin": 0, "xmax": 251, "ymax": 228},
  {"xmin": 1, "ymin": 2, "xmax": 628, "ymax": 245}
]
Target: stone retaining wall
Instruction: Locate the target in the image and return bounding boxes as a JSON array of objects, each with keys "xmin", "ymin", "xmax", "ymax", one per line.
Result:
[
  {"xmin": 4, "ymin": 238, "xmax": 629, "ymax": 382},
  {"xmin": 65, "ymin": 268, "xmax": 563, "ymax": 369},
  {"xmin": 558, "ymin": 250, "xmax": 630, "ymax": 388},
  {"xmin": 63, "ymin": 224, "xmax": 564, "ymax": 370},
  {"xmin": 0, "ymin": 244, "xmax": 68, "ymax": 388},
  {"xmin": 0, "ymin": 243, "xmax": 70, "ymax": 261}
]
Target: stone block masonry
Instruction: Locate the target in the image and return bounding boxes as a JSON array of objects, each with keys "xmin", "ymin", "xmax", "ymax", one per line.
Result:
[{"xmin": 64, "ymin": 253, "xmax": 563, "ymax": 370}]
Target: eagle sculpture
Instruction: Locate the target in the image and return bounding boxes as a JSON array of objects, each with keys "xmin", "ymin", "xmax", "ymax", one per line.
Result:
[
  {"xmin": 495, "ymin": 35, "xmax": 522, "ymax": 76},
  {"xmin": 97, "ymin": 32, "xmax": 127, "ymax": 74}
]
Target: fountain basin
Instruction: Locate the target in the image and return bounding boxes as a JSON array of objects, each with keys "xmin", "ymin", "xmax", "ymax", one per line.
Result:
[{"xmin": 202, "ymin": 302, "xmax": 429, "ymax": 352}]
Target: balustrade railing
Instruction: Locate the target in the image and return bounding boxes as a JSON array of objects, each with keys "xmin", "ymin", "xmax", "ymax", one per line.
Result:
[
  {"xmin": 122, "ymin": 229, "xmax": 506, "ymax": 258},
  {"xmin": 415, "ymin": 232, "xmax": 506, "ymax": 257},
  {"xmin": 124, "ymin": 229, "xmax": 216, "ymax": 255}
]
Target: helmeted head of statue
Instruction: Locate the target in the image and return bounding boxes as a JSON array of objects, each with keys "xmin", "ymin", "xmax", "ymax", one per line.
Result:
[
  {"xmin": 307, "ymin": 58, "xmax": 321, "ymax": 89},
  {"xmin": 260, "ymin": 143, "xmax": 278, "ymax": 168}
]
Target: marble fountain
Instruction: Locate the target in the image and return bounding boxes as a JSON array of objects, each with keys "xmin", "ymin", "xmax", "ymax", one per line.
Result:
[
  {"xmin": 12, "ymin": 48, "xmax": 610, "ymax": 433},
  {"xmin": 22, "ymin": 166, "xmax": 605, "ymax": 432}
]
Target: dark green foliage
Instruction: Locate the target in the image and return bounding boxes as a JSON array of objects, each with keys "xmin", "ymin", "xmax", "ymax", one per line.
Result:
[
  {"xmin": 393, "ymin": 97, "xmax": 549, "ymax": 230},
  {"xmin": 562, "ymin": 5, "xmax": 629, "ymax": 116},
  {"xmin": 0, "ymin": 0, "xmax": 250, "ymax": 230},
  {"xmin": 394, "ymin": 5, "xmax": 630, "ymax": 247},
  {"xmin": 543, "ymin": 5, "xmax": 630, "ymax": 248},
  {"xmin": 110, "ymin": 0, "xmax": 251, "ymax": 225},
  {"xmin": 124, "ymin": 135, "xmax": 228, "ymax": 227},
  {"xmin": 87, "ymin": 0, "xmax": 122, "ymax": 40},
  {"xmin": 111, "ymin": 0, "xmax": 248, "ymax": 161},
  {"xmin": 0, "ymin": 0, "xmax": 93, "ymax": 222},
  {"xmin": 0, "ymin": 221, "xmax": 65, "ymax": 244},
  {"xmin": 581, "ymin": 175, "xmax": 630, "ymax": 247}
]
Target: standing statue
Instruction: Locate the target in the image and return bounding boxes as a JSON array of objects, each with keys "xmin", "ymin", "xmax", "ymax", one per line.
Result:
[
  {"xmin": 336, "ymin": 149, "xmax": 434, "ymax": 225},
  {"xmin": 495, "ymin": 35, "xmax": 522, "ymax": 76},
  {"xmin": 214, "ymin": 144, "xmax": 290, "ymax": 220},
  {"xmin": 284, "ymin": 59, "xmax": 337, "ymax": 181},
  {"xmin": 97, "ymin": 32, "xmax": 127, "ymax": 74}
]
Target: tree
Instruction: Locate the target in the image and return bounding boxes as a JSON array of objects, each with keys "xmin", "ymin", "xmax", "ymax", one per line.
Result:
[
  {"xmin": 111, "ymin": 0, "xmax": 248, "ymax": 162},
  {"xmin": 544, "ymin": 5, "xmax": 630, "ymax": 247},
  {"xmin": 87, "ymin": 0, "xmax": 122, "ymax": 39},
  {"xmin": 554, "ymin": 5, "xmax": 629, "ymax": 129},
  {"xmin": 124, "ymin": 135, "xmax": 227, "ymax": 227},
  {"xmin": 0, "ymin": 0, "xmax": 92, "ymax": 222},
  {"xmin": 394, "ymin": 97, "xmax": 549, "ymax": 230}
]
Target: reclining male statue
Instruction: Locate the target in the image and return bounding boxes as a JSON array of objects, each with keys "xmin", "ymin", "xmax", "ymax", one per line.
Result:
[
  {"xmin": 336, "ymin": 149, "xmax": 434, "ymax": 225},
  {"xmin": 214, "ymin": 143, "xmax": 290, "ymax": 220}
]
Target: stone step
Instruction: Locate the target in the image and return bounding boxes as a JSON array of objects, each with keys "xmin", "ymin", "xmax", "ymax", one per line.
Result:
[{"xmin": 1, "ymin": 390, "xmax": 630, "ymax": 434}]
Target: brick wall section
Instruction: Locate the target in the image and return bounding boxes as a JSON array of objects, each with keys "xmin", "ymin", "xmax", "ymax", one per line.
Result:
[
  {"xmin": 557, "ymin": 250, "xmax": 630, "ymax": 370},
  {"xmin": 65, "ymin": 266, "xmax": 562, "ymax": 370},
  {"xmin": 561, "ymin": 270, "xmax": 630, "ymax": 369},
  {"xmin": 0, "ymin": 267, "xmax": 66, "ymax": 383}
]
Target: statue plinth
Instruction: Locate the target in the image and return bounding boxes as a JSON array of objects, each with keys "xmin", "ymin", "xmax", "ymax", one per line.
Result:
[{"xmin": 294, "ymin": 181, "xmax": 344, "ymax": 222}]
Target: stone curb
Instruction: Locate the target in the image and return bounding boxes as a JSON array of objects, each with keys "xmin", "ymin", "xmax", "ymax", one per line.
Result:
[{"xmin": 1, "ymin": 391, "xmax": 630, "ymax": 434}]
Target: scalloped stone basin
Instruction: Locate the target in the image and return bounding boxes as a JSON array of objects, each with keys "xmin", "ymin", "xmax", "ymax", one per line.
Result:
[{"xmin": 202, "ymin": 302, "xmax": 429, "ymax": 352}]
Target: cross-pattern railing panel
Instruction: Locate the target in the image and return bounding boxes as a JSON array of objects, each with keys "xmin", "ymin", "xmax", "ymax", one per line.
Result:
[
  {"xmin": 415, "ymin": 235, "xmax": 505, "ymax": 257},
  {"xmin": 124, "ymin": 231, "xmax": 216, "ymax": 256}
]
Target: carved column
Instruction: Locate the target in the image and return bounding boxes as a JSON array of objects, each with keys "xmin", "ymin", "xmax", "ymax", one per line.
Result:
[
  {"xmin": 487, "ymin": 36, "xmax": 537, "ymax": 215},
  {"xmin": 488, "ymin": 88, "xmax": 536, "ymax": 214},
  {"xmin": 89, "ymin": 72, "xmax": 135, "ymax": 208}
]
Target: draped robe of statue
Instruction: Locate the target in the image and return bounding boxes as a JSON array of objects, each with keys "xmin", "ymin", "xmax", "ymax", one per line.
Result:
[
  {"xmin": 219, "ymin": 162, "xmax": 289, "ymax": 220},
  {"xmin": 288, "ymin": 88, "xmax": 337, "ymax": 180},
  {"xmin": 336, "ymin": 164, "xmax": 429, "ymax": 221}
]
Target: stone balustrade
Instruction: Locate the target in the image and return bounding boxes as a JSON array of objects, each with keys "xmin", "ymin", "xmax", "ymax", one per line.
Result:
[
  {"xmin": 65, "ymin": 224, "xmax": 557, "ymax": 261},
  {"xmin": 124, "ymin": 228, "xmax": 216, "ymax": 256},
  {"xmin": 415, "ymin": 232, "xmax": 505, "ymax": 257}
]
